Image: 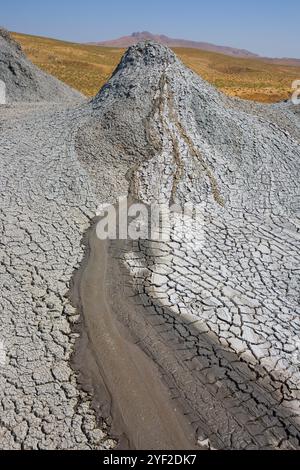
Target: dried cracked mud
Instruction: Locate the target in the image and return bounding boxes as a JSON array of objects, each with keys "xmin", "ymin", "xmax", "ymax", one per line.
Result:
[{"xmin": 0, "ymin": 34, "xmax": 300, "ymax": 450}]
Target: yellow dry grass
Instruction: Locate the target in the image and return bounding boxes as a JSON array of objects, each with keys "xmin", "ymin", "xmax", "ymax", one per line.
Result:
[{"xmin": 12, "ymin": 32, "xmax": 300, "ymax": 103}]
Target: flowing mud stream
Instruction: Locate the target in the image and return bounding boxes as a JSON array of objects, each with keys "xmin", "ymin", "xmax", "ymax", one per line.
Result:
[{"xmin": 71, "ymin": 221, "xmax": 197, "ymax": 450}]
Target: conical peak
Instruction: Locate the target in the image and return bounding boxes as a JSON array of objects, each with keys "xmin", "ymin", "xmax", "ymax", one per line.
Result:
[
  {"xmin": 116, "ymin": 41, "xmax": 177, "ymax": 70},
  {"xmin": 93, "ymin": 38, "xmax": 218, "ymax": 110},
  {"xmin": 93, "ymin": 40, "xmax": 186, "ymax": 106}
]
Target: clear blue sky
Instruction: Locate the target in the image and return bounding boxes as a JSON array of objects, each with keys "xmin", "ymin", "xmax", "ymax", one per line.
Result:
[{"xmin": 1, "ymin": 0, "xmax": 299, "ymax": 58}]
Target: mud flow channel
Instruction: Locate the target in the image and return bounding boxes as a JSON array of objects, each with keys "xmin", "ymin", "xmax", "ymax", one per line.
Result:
[{"xmin": 70, "ymin": 218, "xmax": 197, "ymax": 450}]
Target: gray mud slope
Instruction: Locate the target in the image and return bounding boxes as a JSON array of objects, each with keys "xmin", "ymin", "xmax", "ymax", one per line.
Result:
[
  {"xmin": 0, "ymin": 103, "xmax": 117, "ymax": 450},
  {"xmin": 0, "ymin": 28, "xmax": 83, "ymax": 102},
  {"xmin": 0, "ymin": 40, "xmax": 299, "ymax": 450},
  {"xmin": 76, "ymin": 42, "xmax": 300, "ymax": 449}
]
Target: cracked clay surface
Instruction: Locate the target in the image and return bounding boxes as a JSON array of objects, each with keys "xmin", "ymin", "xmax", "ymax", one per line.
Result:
[{"xmin": 0, "ymin": 38, "xmax": 300, "ymax": 449}]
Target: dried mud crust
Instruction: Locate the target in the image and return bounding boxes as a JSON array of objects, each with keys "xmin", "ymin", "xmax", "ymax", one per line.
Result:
[
  {"xmin": 0, "ymin": 40, "xmax": 299, "ymax": 450},
  {"xmin": 0, "ymin": 103, "xmax": 115, "ymax": 449},
  {"xmin": 75, "ymin": 42, "xmax": 300, "ymax": 449}
]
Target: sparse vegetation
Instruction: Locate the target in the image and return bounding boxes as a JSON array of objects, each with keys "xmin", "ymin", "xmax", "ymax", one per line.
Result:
[
  {"xmin": 175, "ymin": 47, "xmax": 300, "ymax": 102},
  {"xmin": 12, "ymin": 32, "xmax": 300, "ymax": 103}
]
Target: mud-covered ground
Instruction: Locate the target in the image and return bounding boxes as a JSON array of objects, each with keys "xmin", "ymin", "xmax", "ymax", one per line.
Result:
[{"xmin": 0, "ymin": 41, "xmax": 300, "ymax": 450}]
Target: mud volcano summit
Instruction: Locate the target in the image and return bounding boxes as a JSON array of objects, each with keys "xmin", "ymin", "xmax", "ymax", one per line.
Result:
[{"xmin": 0, "ymin": 31, "xmax": 299, "ymax": 450}]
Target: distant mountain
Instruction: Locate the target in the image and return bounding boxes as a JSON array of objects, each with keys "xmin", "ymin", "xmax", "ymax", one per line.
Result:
[
  {"xmin": 90, "ymin": 31, "xmax": 259, "ymax": 58},
  {"xmin": 262, "ymin": 57, "xmax": 300, "ymax": 66}
]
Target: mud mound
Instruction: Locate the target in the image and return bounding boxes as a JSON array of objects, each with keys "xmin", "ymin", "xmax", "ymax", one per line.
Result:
[
  {"xmin": 0, "ymin": 28, "xmax": 83, "ymax": 103},
  {"xmin": 0, "ymin": 40, "xmax": 299, "ymax": 450},
  {"xmin": 75, "ymin": 41, "xmax": 300, "ymax": 449}
]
